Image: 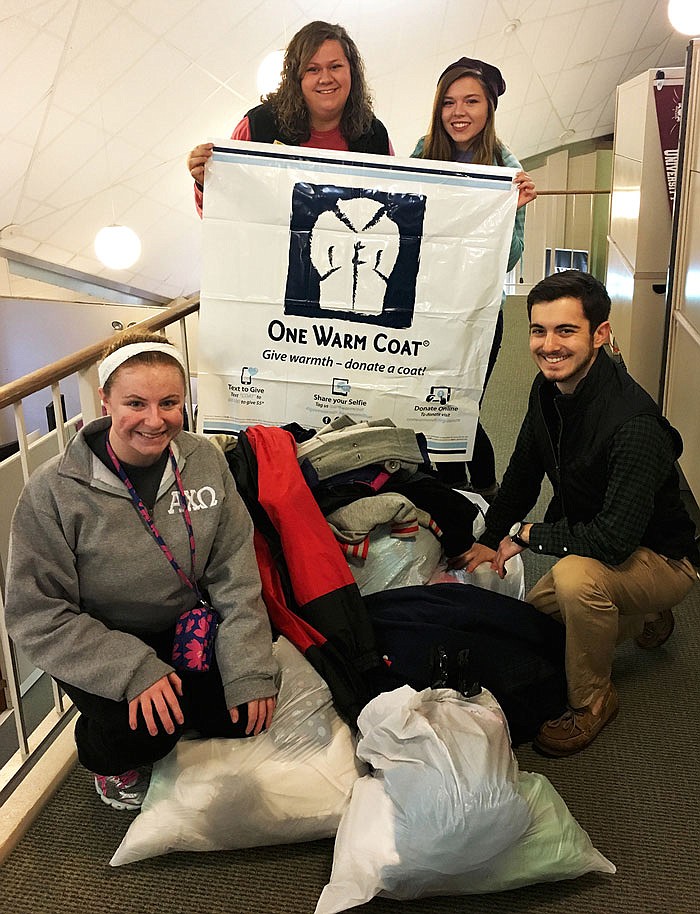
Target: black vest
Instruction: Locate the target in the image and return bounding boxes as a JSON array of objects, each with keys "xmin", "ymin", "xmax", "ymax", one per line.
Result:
[
  {"xmin": 246, "ymin": 103, "xmax": 391, "ymax": 155},
  {"xmin": 532, "ymin": 350, "xmax": 698, "ymax": 562}
]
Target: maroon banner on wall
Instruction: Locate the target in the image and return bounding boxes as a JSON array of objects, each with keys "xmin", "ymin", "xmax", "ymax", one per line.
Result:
[{"xmin": 653, "ymin": 75, "xmax": 684, "ymax": 212}]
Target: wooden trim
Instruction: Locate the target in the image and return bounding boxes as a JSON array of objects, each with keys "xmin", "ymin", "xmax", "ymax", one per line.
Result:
[
  {"xmin": 535, "ymin": 189, "xmax": 610, "ymax": 195},
  {"xmin": 0, "ymin": 721, "xmax": 77, "ymax": 864}
]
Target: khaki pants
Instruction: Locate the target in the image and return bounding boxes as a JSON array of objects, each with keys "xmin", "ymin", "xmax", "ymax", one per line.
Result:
[{"xmin": 526, "ymin": 548, "xmax": 698, "ymax": 708}]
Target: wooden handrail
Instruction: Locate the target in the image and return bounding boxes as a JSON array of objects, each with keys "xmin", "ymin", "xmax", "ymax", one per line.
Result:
[
  {"xmin": 535, "ymin": 189, "xmax": 610, "ymax": 195},
  {"xmin": 0, "ymin": 294, "xmax": 200, "ymax": 410}
]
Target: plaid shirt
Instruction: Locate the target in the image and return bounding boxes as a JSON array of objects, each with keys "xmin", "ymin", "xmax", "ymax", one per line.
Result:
[{"xmin": 481, "ymin": 363, "xmax": 697, "ymax": 565}]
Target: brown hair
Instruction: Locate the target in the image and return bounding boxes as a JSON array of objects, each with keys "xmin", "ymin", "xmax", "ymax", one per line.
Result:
[
  {"xmin": 419, "ymin": 67, "xmax": 505, "ymax": 166},
  {"xmin": 100, "ymin": 330, "xmax": 185, "ymax": 395},
  {"xmin": 526, "ymin": 270, "xmax": 611, "ymax": 330},
  {"xmin": 264, "ymin": 20, "xmax": 374, "ymax": 143}
]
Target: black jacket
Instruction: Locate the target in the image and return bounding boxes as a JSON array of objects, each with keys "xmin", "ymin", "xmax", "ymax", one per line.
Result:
[
  {"xmin": 483, "ymin": 350, "xmax": 699, "ymax": 565},
  {"xmin": 246, "ymin": 103, "xmax": 391, "ymax": 154}
]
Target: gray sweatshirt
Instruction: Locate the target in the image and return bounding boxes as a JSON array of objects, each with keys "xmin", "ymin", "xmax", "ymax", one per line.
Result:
[{"xmin": 4, "ymin": 417, "xmax": 277, "ymax": 709}]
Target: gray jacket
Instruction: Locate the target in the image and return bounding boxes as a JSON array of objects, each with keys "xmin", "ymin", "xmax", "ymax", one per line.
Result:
[
  {"xmin": 296, "ymin": 417, "xmax": 426, "ymax": 481},
  {"xmin": 4, "ymin": 417, "xmax": 277, "ymax": 709}
]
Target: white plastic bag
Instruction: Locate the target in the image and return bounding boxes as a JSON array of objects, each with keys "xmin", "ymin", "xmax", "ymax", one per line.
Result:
[
  {"xmin": 453, "ymin": 489, "xmax": 525, "ymax": 599},
  {"xmin": 315, "ymin": 685, "xmax": 530, "ymax": 912},
  {"xmin": 429, "ymin": 559, "xmax": 525, "ymax": 599},
  {"xmin": 347, "ymin": 523, "xmax": 442, "ymax": 594},
  {"xmin": 346, "ymin": 488, "xmax": 525, "ymax": 599},
  {"xmin": 315, "ymin": 766, "xmax": 615, "ymax": 913},
  {"xmin": 110, "ymin": 637, "xmax": 366, "ymax": 866}
]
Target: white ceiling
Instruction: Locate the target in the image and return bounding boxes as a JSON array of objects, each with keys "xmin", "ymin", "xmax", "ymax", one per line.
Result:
[{"xmin": 0, "ymin": 0, "xmax": 691, "ymax": 301}]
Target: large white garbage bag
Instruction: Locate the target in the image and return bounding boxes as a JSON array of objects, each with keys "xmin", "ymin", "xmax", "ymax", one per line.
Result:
[
  {"xmin": 315, "ymin": 683, "xmax": 615, "ymax": 913},
  {"xmin": 316, "ymin": 684, "xmax": 529, "ymax": 911}
]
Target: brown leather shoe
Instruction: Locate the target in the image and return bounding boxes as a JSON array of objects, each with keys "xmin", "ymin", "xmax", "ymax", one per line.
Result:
[
  {"xmin": 533, "ymin": 684, "xmax": 619, "ymax": 757},
  {"xmin": 635, "ymin": 608, "xmax": 675, "ymax": 649}
]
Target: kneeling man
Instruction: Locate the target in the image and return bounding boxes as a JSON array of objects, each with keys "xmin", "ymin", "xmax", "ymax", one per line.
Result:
[{"xmin": 464, "ymin": 270, "xmax": 699, "ymax": 756}]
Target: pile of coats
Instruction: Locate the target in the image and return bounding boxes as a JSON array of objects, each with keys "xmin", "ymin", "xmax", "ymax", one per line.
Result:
[{"xmin": 216, "ymin": 417, "xmax": 566, "ymax": 744}]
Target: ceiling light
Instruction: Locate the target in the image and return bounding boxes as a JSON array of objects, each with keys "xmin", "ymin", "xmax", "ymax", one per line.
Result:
[
  {"xmin": 668, "ymin": 0, "xmax": 700, "ymax": 35},
  {"xmin": 559, "ymin": 129, "xmax": 576, "ymax": 143},
  {"xmin": 94, "ymin": 225, "xmax": 142, "ymax": 270},
  {"xmin": 257, "ymin": 50, "xmax": 284, "ymax": 96},
  {"xmin": 0, "ymin": 222, "xmax": 19, "ymax": 239},
  {"xmin": 504, "ymin": 19, "xmax": 521, "ymax": 34}
]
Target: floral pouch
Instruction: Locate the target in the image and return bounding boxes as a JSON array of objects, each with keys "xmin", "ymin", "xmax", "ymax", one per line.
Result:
[{"xmin": 172, "ymin": 601, "xmax": 220, "ymax": 672}]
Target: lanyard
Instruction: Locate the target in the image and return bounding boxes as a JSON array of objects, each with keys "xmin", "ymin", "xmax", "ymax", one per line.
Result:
[{"xmin": 105, "ymin": 434, "xmax": 200, "ymax": 598}]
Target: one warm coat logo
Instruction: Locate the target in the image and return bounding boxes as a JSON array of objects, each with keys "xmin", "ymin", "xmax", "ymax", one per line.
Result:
[
  {"xmin": 167, "ymin": 487, "xmax": 218, "ymax": 513},
  {"xmin": 284, "ymin": 183, "xmax": 425, "ymax": 329}
]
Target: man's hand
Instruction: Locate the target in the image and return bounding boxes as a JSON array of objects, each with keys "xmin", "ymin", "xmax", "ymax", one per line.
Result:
[
  {"xmin": 129, "ymin": 673, "xmax": 184, "ymax": 737},
  {"xmin": 492, "ymin": 536, "xmax": 523, "ymax": 578},
  {"xmin": 492, "ymin": 523, "xmax": 531, "ymax": 578},
  {"xmin": 459, "ymin": 542, "xmax": 498, "ymax": 574},
  {"xmin": 231, "ymin": 696, "xmax": 277, "ymax": 736}
]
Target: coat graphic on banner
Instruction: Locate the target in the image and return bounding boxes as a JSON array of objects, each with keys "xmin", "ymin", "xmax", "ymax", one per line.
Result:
[
  {"xmin": 197, "ymin": 141, "xmax": 518, "ymax": 461},
  {"xmin": 285, "ymin": 184, "xmax": 426, "ymax": 328}
]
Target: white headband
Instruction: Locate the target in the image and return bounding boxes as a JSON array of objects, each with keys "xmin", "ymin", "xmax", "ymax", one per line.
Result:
[{"xmin": 98, "ymin": 342, "xmax": 187, "ymax": 388}]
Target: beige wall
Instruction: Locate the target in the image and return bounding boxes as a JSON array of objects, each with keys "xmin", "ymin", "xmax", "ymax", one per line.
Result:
[
  {"xmin": 664, "ymin": 41, "xmax": 700, "ymax": 505},
  {"xmin": 0, "ymin": 297, "xmax": 166, "ymax": 445},
  {"xmin": 606, "ymin": 68, "xmax": 683, "ymax": 401},
  {"xmin": 0, "ymin": 293, "xmax": 199, "ymax": 446},
  {"xmin": 520, "ymin": 142, "xmax": 612, "ymax": 289}
]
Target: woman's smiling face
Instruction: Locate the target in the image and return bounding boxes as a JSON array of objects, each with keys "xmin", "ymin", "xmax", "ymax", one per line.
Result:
[
  {"xmin": 300, "ymin": 39, "xmax": 351, "ymax": 130},
  {"xmin": 100, "ymin": 362, "xmax": 185, "ymax": 466},
  {"xmin": 440, "ymin": 75, "xmax": 489, "ymax": 151}
]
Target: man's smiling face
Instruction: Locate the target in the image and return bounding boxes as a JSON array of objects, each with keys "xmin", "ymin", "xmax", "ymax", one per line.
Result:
[{"xmin": 529, "ymin": 296, "xmax": 610, "ymax": 395}]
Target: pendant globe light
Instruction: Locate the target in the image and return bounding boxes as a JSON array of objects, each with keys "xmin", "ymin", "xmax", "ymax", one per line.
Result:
[
  {"xmin": 94, "ymin": 224, "xmax": 142, "ymax": 270},
  {"xmin": 257, "ymin": 49, "xmax": 284, "ymax": 95},
  {"xmin": 668, "ymin": 0, "xmax": 700, "ymax": 35},
  {"xmin": 93, "ymin": 101, "xmax": 142, "ymax": 270}
]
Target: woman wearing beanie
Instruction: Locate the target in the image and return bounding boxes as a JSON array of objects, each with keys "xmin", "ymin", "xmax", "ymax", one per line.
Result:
[{"xmin": 412, "ymin": 57, "xmax": 536, "ymax": 501}]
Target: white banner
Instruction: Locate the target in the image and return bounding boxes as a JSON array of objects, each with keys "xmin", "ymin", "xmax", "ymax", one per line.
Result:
[{"xmin": 197, "ymin": 140, "xmax": 517, "ymax": 461}]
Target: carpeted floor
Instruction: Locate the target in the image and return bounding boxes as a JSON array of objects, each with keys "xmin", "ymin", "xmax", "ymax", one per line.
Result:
[{"xmin": 2, "ymin": 297, "xmax": 699, "ymax": 913}]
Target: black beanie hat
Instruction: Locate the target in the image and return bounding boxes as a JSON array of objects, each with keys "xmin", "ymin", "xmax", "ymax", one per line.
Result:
[{"xmin": 438, "ymin": 57, "xmax": 506, "ymax": 109}]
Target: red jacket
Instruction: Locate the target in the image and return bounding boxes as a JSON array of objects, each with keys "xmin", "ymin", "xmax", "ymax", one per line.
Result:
[{"xmin": 226, "ymin": 425, "xmax": 388, "ymax": 723}]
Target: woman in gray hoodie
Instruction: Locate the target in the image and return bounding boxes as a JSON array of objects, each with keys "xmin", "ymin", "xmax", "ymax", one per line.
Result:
[{"xmin": 4, "ymin": 331, "xmax": 277, "ymax": 811}]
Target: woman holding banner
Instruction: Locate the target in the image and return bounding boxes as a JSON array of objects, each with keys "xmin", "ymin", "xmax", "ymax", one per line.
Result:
[
  {"xmin": 187, "ymin": 20, "xmax": 393, "ymax": 214},
  {"xmin": 412, "ymin": 57, "xmax": 536, "ymax": 501}
]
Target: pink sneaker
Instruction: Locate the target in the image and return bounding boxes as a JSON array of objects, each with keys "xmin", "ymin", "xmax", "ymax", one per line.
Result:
[{"xmin": 94, "ymin": 767, "xmax": 150, "ymax": 811}]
